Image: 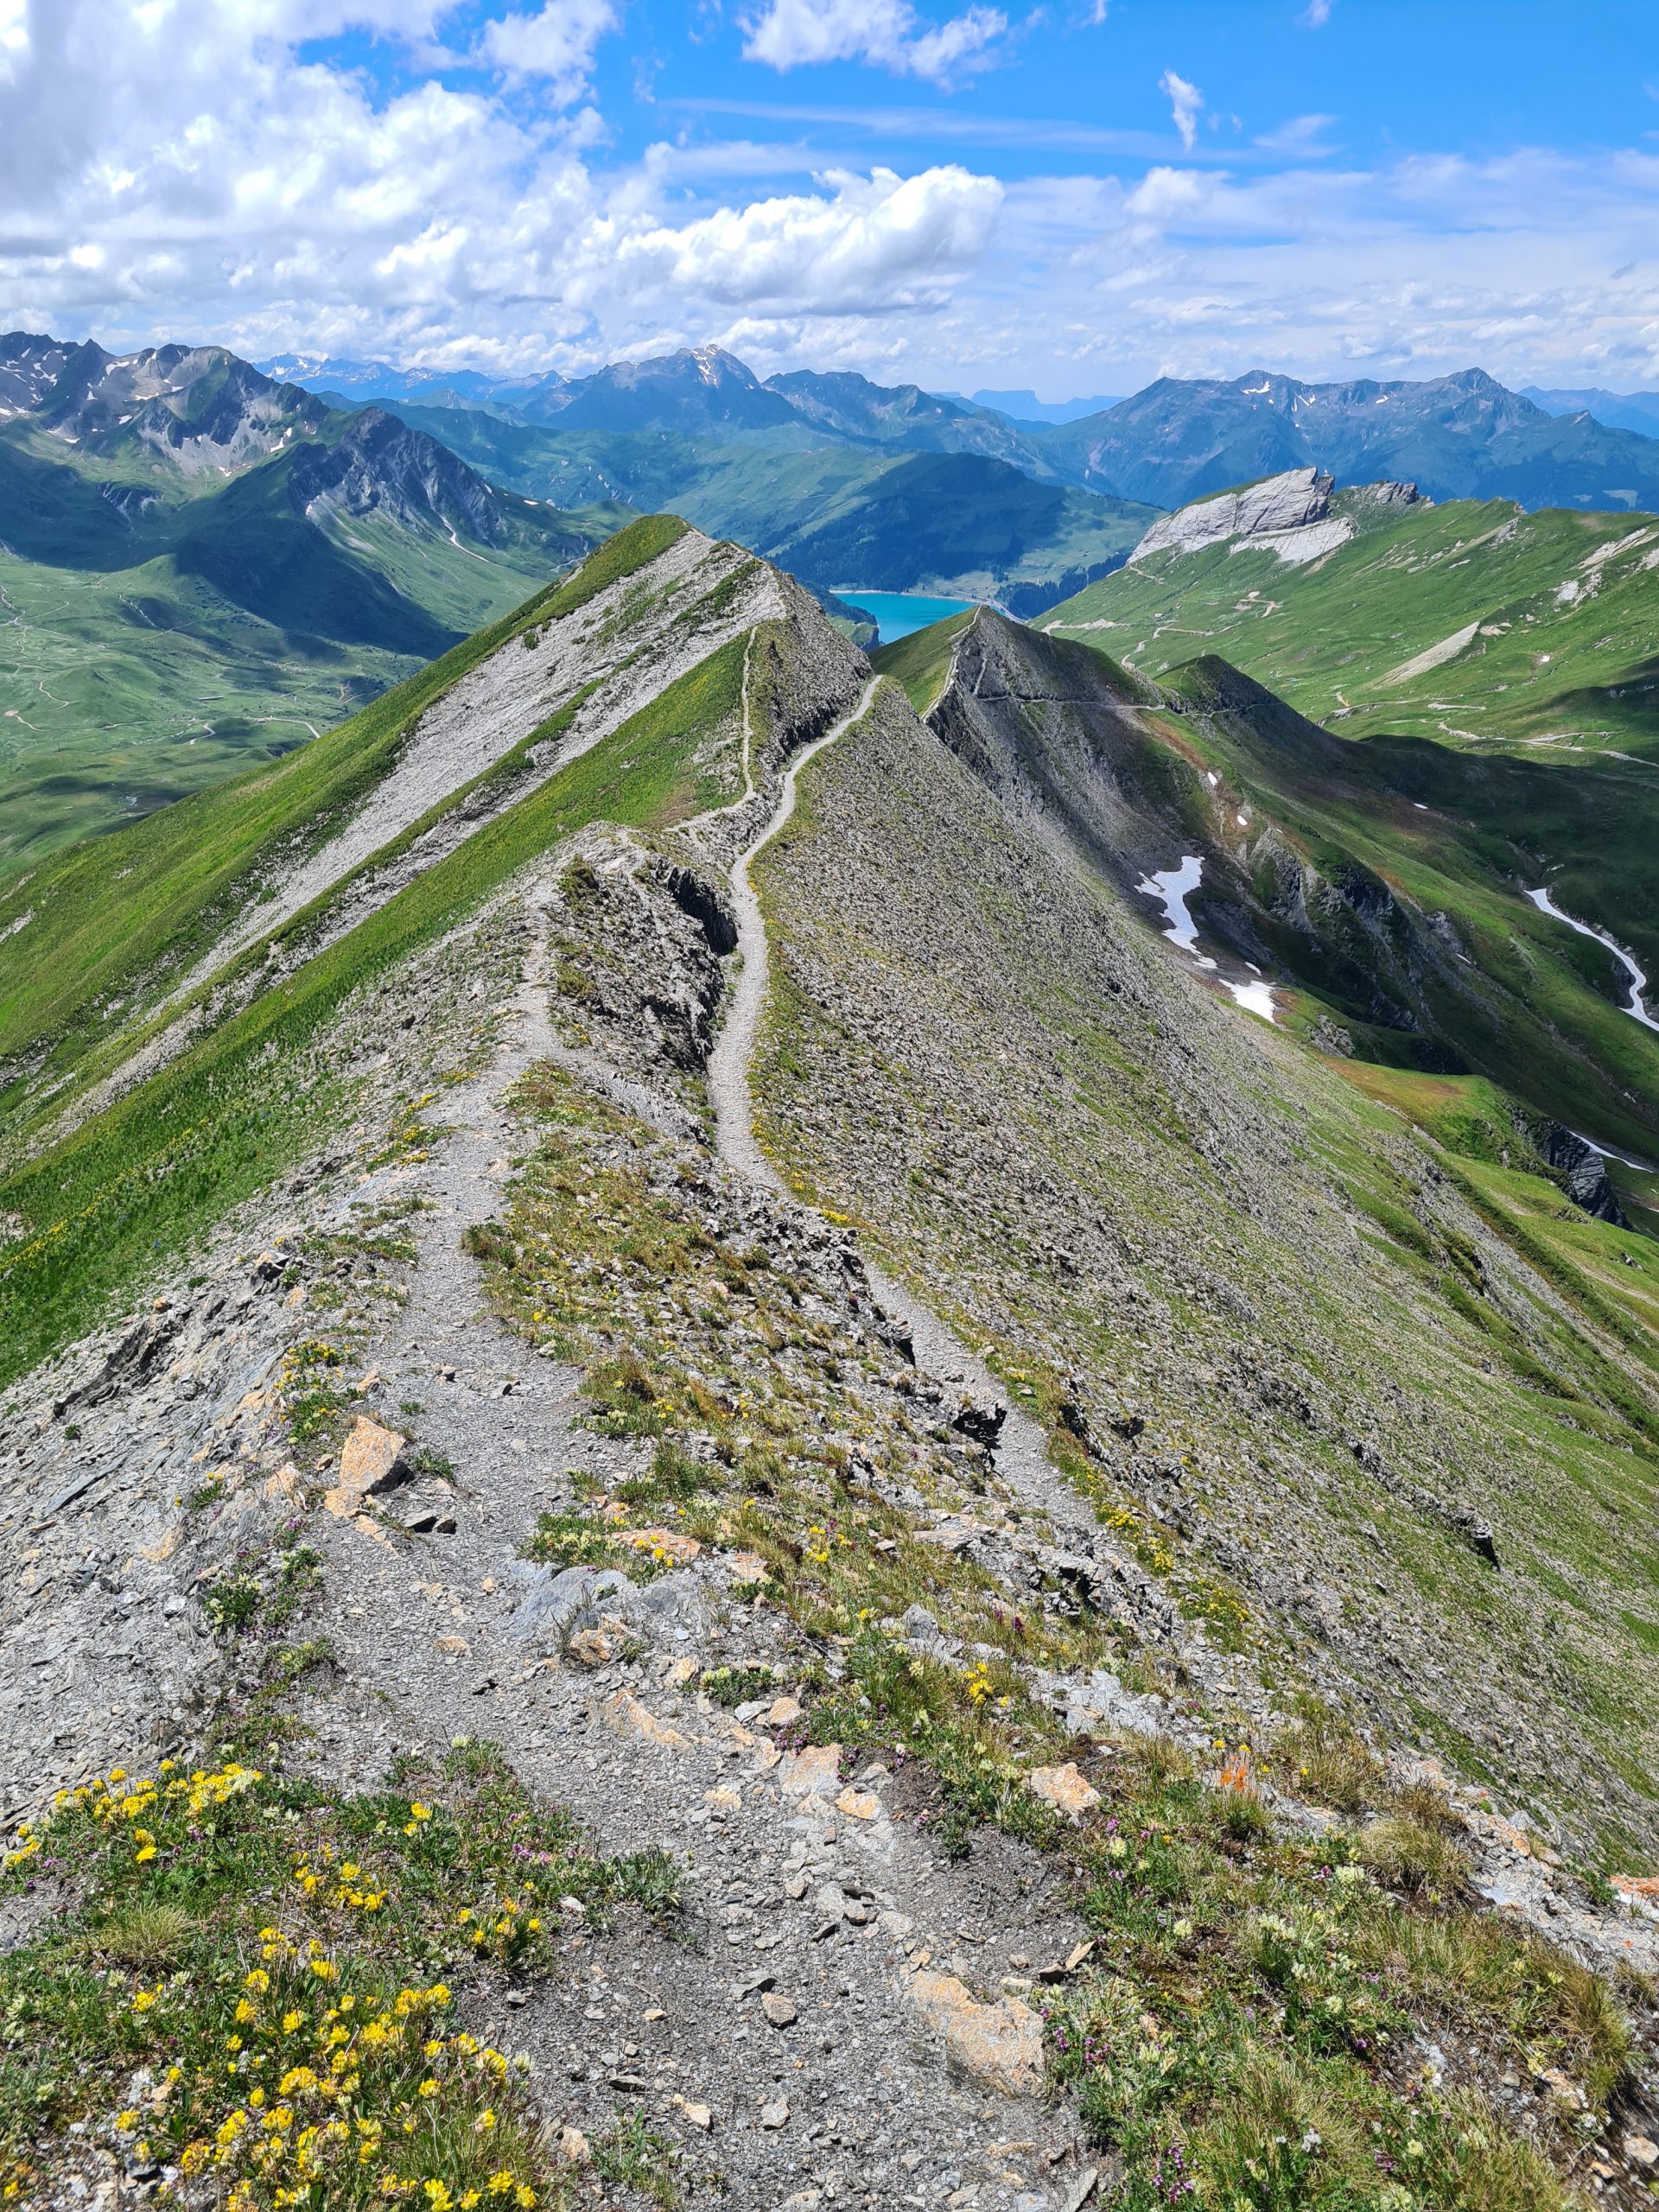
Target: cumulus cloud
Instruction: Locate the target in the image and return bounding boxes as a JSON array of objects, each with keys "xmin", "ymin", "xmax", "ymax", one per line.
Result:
[
  {"xmin": 1160, "ymin": 68, "xmax": 1204, "ymax": 151},
  {"xmin": 1, "ymin": 0, "xmax": 1657, "ymax": 400},
  {"xmin": 741, "ymin": 0, "xmax": 1009, "ymax": 86},
  {"xmin": 0, "ymin": 0, "xmax": 1001, "ymax": 370},
  {"xmin": 1301, "ymin": 0, "xmax": 1333, "ymax": 24},
  {"xmin": 613, "ymin": 164, "xmax": 1002, "ymax": 312},
  {"xmin": 478, "ymin": 0, "xmax": 618, "ymax": 98}
]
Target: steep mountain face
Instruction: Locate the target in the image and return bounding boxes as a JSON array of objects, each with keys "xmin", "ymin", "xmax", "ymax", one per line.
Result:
[
  {"xmin": 1122, "ymin": 465, "xmax": 1421, "ymax": 565},
  {"xmin": 14, "ymin": 334, "xmax": 332, "ymax": 474},
  {"xmin": 282, "ymin": 404, "xmax": 522, "ymax": 543},
  {"xmin": 1036, "ymin": 366, "xmax": 1659, "ymax": 512},
  {"xmin": 883, "ymin": 608, "xmax": 1659, "ymax": 1162},
  {"xmin": 0, "ymin": 521, "xmax": 1655, "ymax": 2203},
  {"xmin": 0, "ymin": 337, "xmax": 611, "ymax": 860},
  {"xmin": 526, "ymin": 343, "xmax": 802, "ymax": 436}
]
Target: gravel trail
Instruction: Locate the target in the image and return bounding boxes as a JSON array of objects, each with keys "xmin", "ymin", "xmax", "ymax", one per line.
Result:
[{"xmin": 707, "ymin": 676, "xmax": 881, "ymax": 1186}]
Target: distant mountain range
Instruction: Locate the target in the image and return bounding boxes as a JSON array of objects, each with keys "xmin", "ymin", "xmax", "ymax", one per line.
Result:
[
  {"xmin": 10, "ymin": 325, "xmax": 1659, "ymax": 862},
  {"xmin": 0, "ymin": 334, "xmax": 611, "ymax": 859},
  {"xmin": 1523, "ymin": 385, "xmax": 1659, "ymax": 438},
  {"xmin": 1031, "ymin": 367, "xmax": 1659, "ymax": 512}
]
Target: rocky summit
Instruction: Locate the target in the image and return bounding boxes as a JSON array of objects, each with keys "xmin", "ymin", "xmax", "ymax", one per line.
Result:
[{"xmin": 0, "ymin": 517, "xmax": 1656, "ymax": 2212}]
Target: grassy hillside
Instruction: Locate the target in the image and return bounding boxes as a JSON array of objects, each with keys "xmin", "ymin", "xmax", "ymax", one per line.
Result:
[
  {"xmin": 748, "ymin": 673, "xmax": 1659, "ymax": 1859},
  {"xmin": 1042, "ymin": 494, "xmax": 1659, "ymax": 758},
  {"xmin": 0, "ymin": 418, "xmax": 613, "ymax": 864},
  {"xmin": 879, "ymin": 611, "xmax": 1659, "ymax": 1160},
  {"xmin": 0, "ymin": 518, "xmax": 689, "ymax": 1135},
  {"xmin": 0, "ymin": 520, "xmax": 742, "ymax": 1382}
]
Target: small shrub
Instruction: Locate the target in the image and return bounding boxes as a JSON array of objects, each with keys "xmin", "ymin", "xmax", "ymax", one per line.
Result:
[
  {"xmin": 202, "ymin": 1573, "xmax": 261, "ymax": 1633},
  {"xmin": 698, "ymin": 1664, "xmax": 779, "ymax": 1707},
  {"xmin": 1357, "ymin": 1814, "xmax": 1468, "ymax": 1897},
  {"xmin": 461, "ymin": 1220, "xmax": 518, "ymax": 1267}
]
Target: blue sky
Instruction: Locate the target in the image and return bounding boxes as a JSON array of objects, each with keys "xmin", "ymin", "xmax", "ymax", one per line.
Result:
[{"xmin": 3, "ymin": 0, "xmax": 1657, "ymax": 394}]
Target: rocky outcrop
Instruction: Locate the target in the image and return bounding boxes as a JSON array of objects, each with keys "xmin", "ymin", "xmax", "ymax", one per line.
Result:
[
  {"xmin": 1522, "ymin": 1115, "xmax": 1630, "ymax": 1226},
  {"xmin": 1128, "ymin": 467, "xmax": 1338, "ymax": 563}
]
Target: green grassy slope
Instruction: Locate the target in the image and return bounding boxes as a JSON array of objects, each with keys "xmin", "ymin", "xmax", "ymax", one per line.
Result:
[
  {"xmin": 0, "ymin": 518, "xmax": 688, "ymax": 1133},
  {"xmin": 1160, "ymin": 654, "xmax": 1659, "ymax": 1141},
  {"xmin": 0, "ymin": 424, "xmax": 610, "ymax": 863},
  {"xmin": 749, "ymin": 681, "xmax": 1659, "ymax": 1853},
  {"xmin": 0, "ymin": 524, "xmax": 740, "ymax": 1384},
  {"xmin": 1041, "ymin": 496, "xmax": 1659, "ymax": 757},
  {"xmin": 869, "ymin": 607, "xmax": 976, "ymax": 712},
  {"xmin": 885, "ymin": 611, "xmax": 1659, "ymax": 1158}
]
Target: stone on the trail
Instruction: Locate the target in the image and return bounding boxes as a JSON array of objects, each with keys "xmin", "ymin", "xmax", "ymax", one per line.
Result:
[
  {"xmin": 557, "ymin": 2126, "xmax": 591, "ymax": 2165},
  {"xmin": 765, "ymin": 1694, "xmax": 803, "ymax": 1726},
  {"xmin": 603, "ymin": 1688, "xmax": 690, "ymax": 1751},
  {"xmin": 778, "ymin": 1744, "xmax": 842, "ymax": 1800},
  {"xmin": 674, "ymin": 2097, "xmax": 713, "ymax": 2131},
  {"xmin": 760, "ymin": 2098, "xmax": 791, "ymax": 2129},
  {"xmin": 1027, "ymin": 1761, "xmax": 1101, "ymax": 1819},
  {"xmin": 836, "ymin": 1786, "xmax": 880, "ymax": 1821},
  {"xmin": 323, "ymin": 1415, "xmax": 410, "ymax": 1516},
  {"xmin": 1624, "ymin": 2135, "xmax": 1657, "ymax": 2169},
  {"xmin": 907, "ymin": 1971, "xmax": 1045, "ymax": 2096},
  {"xmin": 725, "ymin": 1550, "xmax": 770, "ymax": 1584},
  {"xmin": 510, "ymin": 1560, "xmax": 637, "ymax": 1647},
  {"xmin": 569, "ymin": 1628, "xmax": 616, "ymax": 1667},
  {"xmin": 951, "ymin": 1395, "xmax": 1007, "ymax": 1446},
  {"xmin": 761, "ymin": 1992, "xmax": 798, "ymax": 2027}
]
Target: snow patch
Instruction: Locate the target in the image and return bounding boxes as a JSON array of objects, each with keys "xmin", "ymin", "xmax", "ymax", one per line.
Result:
[
  {"xmin": 1527, "ymin": 887, "xmax": 1659, "ymax": 1034},
  {"xmin": 1135, "ymin": 855, "xmax": 1278, "ymax": 1021}
]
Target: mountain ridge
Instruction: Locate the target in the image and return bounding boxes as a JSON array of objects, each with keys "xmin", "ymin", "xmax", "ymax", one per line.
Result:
[{"xmin": 0, "ymin": 520, "xmax": 1656, "ymax": 2204}]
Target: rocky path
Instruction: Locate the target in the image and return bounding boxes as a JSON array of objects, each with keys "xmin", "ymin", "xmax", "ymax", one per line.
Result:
[
  {"xmin": 707, "ymin": 677, "xmax": 881, "ymax": 1188},
  {"xmin": 700, "ymin": 677, "xmax": 1212, "ymax": 1720},
  {"xmin": 289, "ymin": 884, "xmax": 1102, "ymax": 2212}
]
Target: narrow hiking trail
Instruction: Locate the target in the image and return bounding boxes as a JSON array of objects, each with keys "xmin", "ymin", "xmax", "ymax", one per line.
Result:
[
  {"xmin": 706, "ymin": 674, "xmax": 881, "ymax": 1189},
  {"xmin": 702, "ymin": 670, "xmax": 1179, "ymax": 1664},
  {"xmin": 281, "ymin": 872, "xmax": 1103, "ymax": 2212}
]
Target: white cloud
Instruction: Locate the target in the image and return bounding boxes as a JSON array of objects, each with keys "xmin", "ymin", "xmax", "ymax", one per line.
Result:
[
  {"xmin": 478, "ymin": 0, "xmax": 618, "ymax": 99},
  {"xmin": 1301, "ymin": 0, "xmax": 1332, "ymax": 24},
  {"xmin": 614, "ymin": 163, "xmax": 1002, "ymax": 312},
  {"xmin": 1, "ymin": 0, "xmax": 1658, "ymax": 406},
  {"xmin": 1160, "ymin": 68, "xmax": 1204, "ymax": 152},
  {"xmin": 1254, "ymin": 112, "xmax": 1338, "ymax": 156},
  {"xmin": 741, "ymin": 0, "xmax": 1009, "ymax": 87},
  {"xmin": 0, "ymin": 0, "xmax": 1001, "ymax": 370}
]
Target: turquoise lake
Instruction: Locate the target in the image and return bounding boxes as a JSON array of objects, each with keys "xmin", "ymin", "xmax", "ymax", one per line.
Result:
[{"xmin": 836, "ymin": 590, "xmax": 976, "ymax": 645}]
